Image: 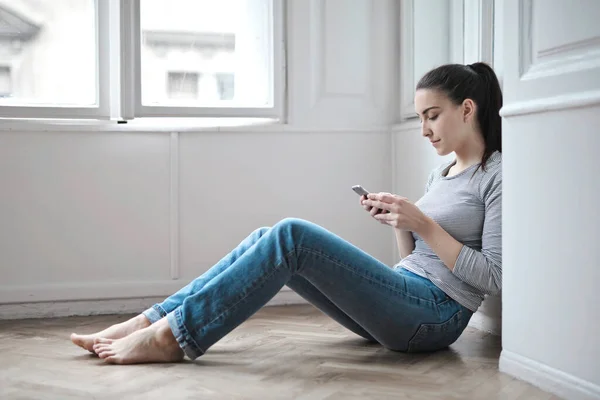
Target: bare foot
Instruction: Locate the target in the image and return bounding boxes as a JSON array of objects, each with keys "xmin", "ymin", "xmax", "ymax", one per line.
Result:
[
  {"xmin": 92, "ymin": 317, "xmax": 184, "ymax": 364},
  {"xmin": 70, "ymin": 314, "xmax": 151, "ymax": 353}
]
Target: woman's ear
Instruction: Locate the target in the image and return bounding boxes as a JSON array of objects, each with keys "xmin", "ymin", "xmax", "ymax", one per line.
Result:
[{"xmin": 462, "ymin": 99, "xmax": 476, "ymax": 123}]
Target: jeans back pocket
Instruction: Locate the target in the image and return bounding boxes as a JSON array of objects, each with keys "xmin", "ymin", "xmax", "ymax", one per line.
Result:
[{"xmin": 407, "ymin": 309, "xmax": 468, "ymax": 353}]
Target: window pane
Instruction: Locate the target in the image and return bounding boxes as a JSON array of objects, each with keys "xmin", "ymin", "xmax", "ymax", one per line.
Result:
[
  {"xmin": 0, "ymin": 66, "xmax": 11, "ymax": 97},
  {"xmin": 141, "ymin": 0, "xmax": 271, "ymax": 108},
  {"xmin": 0, "ymin": 0, "xmax": 97, "ymax": 106},
  {"xmin": 167, "ymin": 72, "xmax": 199, "ymax": 100}
]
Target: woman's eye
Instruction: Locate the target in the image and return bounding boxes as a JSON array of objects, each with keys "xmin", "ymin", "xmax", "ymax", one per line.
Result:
[{"xmin": 429, "ymin": 115, "xmax": 438, "ymax": 121}]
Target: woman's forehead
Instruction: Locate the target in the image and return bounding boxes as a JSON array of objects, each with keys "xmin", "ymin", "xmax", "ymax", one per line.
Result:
[{"xmin": 415, "ymin": 89, "xmax": 448, "ymax": 113}]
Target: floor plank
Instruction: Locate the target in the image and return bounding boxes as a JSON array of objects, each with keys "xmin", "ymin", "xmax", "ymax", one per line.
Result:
[{"xmin": 0, "ymin": 305, "xmax": 559, "ymax": 400}]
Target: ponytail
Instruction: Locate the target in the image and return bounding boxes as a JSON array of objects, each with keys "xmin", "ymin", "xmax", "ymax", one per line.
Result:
[{"xmin": 468, "ymin": 62, "xmax": 502, "ymax": 168}]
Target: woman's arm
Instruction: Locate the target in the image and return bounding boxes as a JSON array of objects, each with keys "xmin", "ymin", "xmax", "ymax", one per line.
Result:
[
  {"xmin": 394, "ymin": 228, "xmax": 415, "ymax": 259},
  {"xmin": 416, "ymin": 220, "xmax": 462, "ymax": 270},
  {"xmin": 417, "ymin": 170, "xmax": 503, "ymax": 295},
  {"xmin": 365, "ymin": 170, "xmax": 502, "ymax": 295}
]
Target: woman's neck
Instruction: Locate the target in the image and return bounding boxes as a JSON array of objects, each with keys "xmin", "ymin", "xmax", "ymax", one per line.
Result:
[{"xmin": 453, "ymin": 132, "xmax": 486, "ymax": 171}]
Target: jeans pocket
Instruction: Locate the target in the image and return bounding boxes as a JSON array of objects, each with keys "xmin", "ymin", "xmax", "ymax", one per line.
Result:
[{"xmin": 407, "ymin": 309, "xmax": 466, "ymax": 353}]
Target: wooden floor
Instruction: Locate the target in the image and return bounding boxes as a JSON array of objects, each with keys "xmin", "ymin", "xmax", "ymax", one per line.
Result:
[{"xmin": 0, "ymin": 305, "xmax": 559, "ymax": 400}]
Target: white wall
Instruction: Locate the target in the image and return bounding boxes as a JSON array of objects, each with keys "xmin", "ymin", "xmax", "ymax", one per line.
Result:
[
  {"xmin": 499, "ymin": 0, "xmax": 600, "ymax": 399},
  {"xmin": 0, "ymin": 0, "xmax": 397, "ymax": 319}
]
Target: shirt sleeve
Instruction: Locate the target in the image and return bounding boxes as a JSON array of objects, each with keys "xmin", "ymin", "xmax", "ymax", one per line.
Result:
[{"xmin": 451, "ymin": 168, "xmax": 502, "ymax": 295}]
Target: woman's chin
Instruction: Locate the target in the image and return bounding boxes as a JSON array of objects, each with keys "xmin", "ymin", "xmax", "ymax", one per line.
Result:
[{"xmin": 434, "ymin": 146, "xmax": 449, "ymax": 156}]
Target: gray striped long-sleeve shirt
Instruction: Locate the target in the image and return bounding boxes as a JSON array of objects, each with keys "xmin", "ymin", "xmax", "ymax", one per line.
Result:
[{"xmin": 395, "ymin": 151, "xmax": 502, "ymax": 312}]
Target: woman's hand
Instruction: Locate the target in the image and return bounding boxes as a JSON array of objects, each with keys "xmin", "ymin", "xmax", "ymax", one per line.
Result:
[{"xmin": 362, "ymin": 192, "xmax": 432, "ymax": 234}]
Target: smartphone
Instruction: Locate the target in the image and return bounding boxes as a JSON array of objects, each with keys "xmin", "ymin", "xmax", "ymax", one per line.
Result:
[
  {"xmin": 352, "ymin": 185, "xmax": 385, "ymax": 214},
  {"xmin": 351, "ymin": 185, "xmax": 370, "ymax": 197}
]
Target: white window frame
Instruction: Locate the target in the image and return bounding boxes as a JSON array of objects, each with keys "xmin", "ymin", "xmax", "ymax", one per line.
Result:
[
  {"xmin": 123, "ymin": 0, "xmax": 285, "ymax": 120},
  {"xmin": 398, "ymin": 0, "xmax": 494, "ymax": 122},
  {"xmin": 0, "ymin": 0, "xmax": 111, "ymax": 120},
  {"xmin": 0, "ymin": 0, "xmax": 285, "ymax": 122}
]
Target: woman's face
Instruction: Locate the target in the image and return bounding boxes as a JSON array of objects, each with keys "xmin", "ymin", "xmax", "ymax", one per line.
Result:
[{"xmin": 414, "ymin": 89, "xmax": 474, "ymax": 156}]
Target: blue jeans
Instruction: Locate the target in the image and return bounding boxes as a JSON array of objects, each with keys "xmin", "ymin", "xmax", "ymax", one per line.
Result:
[{"xmin": 143, "ymin": 218, "xmax": 472, "ymax": 360}]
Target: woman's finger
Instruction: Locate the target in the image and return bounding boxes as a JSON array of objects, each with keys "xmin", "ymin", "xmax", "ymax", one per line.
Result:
[
  {"xmin": 370, "ymin": 205, "xmax": 380, "ymax": 217},
  {"xmin": 363, "ymin": 199, "xmax": 392, "ymax": 212},
  {"xmin": 373, "ymin": 212, "xmax": 394, "ymax": 222},
  {"xmin": 361, "ymin": 195, "xmax": 373, "ymax": 211},
  {"xmin": 368, "ymin": 192, "xmax": 407, "ymax": 206},
  {"xmin": 367, "ymin": 192, "xmax": 393, "ymax": 203}
]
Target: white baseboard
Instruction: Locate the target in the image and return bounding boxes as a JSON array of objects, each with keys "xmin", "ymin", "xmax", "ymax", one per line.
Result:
[
  {"xmin": 0, "ymin": 281, "xmax": 192, "ymax": 304},
  {"xmin": 0, "ymin": 288, "xmax": 308, "ymax": 320},
  {"xmin": 0, "ymin": 297, "xmax": 166, "ymax": 320},
  {"xmin": 500, "ymin": 350, "xmax": 600, "ymax": 400}
]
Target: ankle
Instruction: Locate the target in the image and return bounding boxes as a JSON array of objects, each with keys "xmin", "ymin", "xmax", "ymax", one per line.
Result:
[
  {"xmin": 133, "ymin": 314, "xmax": 151, "ymax": 328},
  {"xmin": 154, "ymin": 321, "xmax": 178, "ymax": 346}
]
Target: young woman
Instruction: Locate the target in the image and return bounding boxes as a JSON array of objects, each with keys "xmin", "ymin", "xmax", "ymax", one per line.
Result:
[{"xmin": 71, "ymin": 62, "xmax": 503, "ymax": 364}]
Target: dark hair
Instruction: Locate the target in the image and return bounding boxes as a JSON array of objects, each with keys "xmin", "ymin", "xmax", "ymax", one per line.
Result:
[{"xmin": 416, "ymin": 62, "xmax": 502, "ymax": 171}]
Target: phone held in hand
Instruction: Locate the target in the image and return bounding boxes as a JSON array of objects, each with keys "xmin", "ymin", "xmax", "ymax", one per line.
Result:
[
  {"xmin": 351, "ymin": 185, "xmax": 370, "ymax": 197},
  {"xmin": 352, "ymin": 185, "xmax": 385, "ymax": 214}
]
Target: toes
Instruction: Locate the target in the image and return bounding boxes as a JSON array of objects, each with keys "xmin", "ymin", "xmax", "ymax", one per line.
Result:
[
  {"xmin": 70, "ymin": 334, "xmax": 91, "ymax": 350},
  {"xmin": 98, "ymin": 351, "xmax": 115, "ymax": 359},
  {"xmin": 93, "ymin": 344, "xmax": 111, "ymax": 354},
  {"xmin": 94, "ymin": 337, "xmax": 113, "ymax": 345}
]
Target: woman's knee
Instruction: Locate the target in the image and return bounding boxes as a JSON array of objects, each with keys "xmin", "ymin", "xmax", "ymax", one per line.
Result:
[
  {"xmin": 248, "ymin": 226, "xmax": 271, "ymax": 242},
  {"xmin": 254, "ymin": 226, "xmax": 271, "ymax": 235},
  {"xmin": 273, "ymin": 217, "xmax": 301, "ymax": 230},
  {"xmin": 273, "ymin": 218, "xmax": 318, "ymax": 236},
  {"xmin": 269, "ymin": 218, "xmax": 319, "ymax": 246}
]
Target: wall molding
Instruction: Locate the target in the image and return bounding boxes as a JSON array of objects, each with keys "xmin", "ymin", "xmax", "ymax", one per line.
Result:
[
  {"xmin": 0, "ymin": 288, "xmax": 305, "ymax": 320},
  {"xmin": 463, "ymin": 0, "xmax": 494, "ymax": 64},
  {"xmin": 517, "ymin": 0, "xmax": 533, "ymax": 77},
  {"xmin": 311, "ymin": 0, "xmax": 372, "ymax": 102},
  {"xmin": 169, "ymin": 132, "xmax": 179, "ymax": 280},
  {"xmin": 500, "ymin": 89, "xmax": 600, "ymax": 117},
  {"xmin": 0, "ymin": 281, "xmax": 193, "ymax": 304},
  {"xmin": 0, "ymin": 121, "xmax": 391, "ymax": 133},
  {"xmin": 0, "ymin": 280, "xmax": 295, "ymax": 305},
  {"xmin": 390, "ymin": 120, "xmax": 399, "ymax": 264},
  {"xmin": 399, "ymin": 0, "xmax": 490, "ymax": 121},
  {"xmin": 519, "ymin": 0, "xmax": 600, "ymax": 81},
  {"xmin": 399, "ymin": 0, "xmax": 415, "ymax": 120},
  {"xmin": 169, "ymin": 132, "xmax": 180, "ymax": 280},
  {"xmin": 449, "ymin": 0, "xmax": 465, "ymax": 63},
  {"xmin": 500, "ymin": 350, "xmax": 600, "ymax": 400}
]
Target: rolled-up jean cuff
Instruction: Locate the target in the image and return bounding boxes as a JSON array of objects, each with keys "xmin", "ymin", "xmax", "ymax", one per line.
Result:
[
  {"xmin": 167, "ymin": 308, "xmax": 204, "ymax": 360},
  {"xmin": 142, "ymin": 304, "xmax": 167, "ymax": 324}
]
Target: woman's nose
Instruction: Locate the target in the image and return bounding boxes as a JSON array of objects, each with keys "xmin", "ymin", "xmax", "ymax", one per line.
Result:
[{"xmin": 421, "ymin": 122, "xmax": 431, "ymax": 137}]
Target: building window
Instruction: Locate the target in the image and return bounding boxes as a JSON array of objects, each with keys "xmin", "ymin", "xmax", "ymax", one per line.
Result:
[
  {"xmin": 216, "ymin": 73, "xmax": 234, "ymax": 101},
  {"xmin": 167, "ymin": 72, "xmax": 199, "ymax": 100},
  {"xmin": 138, "ymin": 0, "xmax": 282, "ymax": 118},
  {"xmin": 0, "ymin": 1, "xmax": 96, "ymax": 108},
  {"xmin": 0, "ymin": 66, "xmax": 11, "ymax": 98},
  {"xmin": 0, "ymin": 0, "xmax": 284, "ymax": 121}
]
